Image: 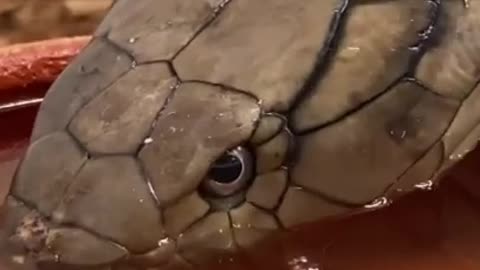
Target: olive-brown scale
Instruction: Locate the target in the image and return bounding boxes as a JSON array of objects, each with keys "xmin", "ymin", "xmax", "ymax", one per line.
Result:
[{"xmin": 1, "ymin": 0, "xmax": 480, "ymax": 269}]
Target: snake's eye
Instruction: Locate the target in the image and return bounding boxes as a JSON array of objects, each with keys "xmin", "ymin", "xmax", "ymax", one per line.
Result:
[{"xmin": 202, "ymin": 146, "xmax": 254, "ymax": 197}]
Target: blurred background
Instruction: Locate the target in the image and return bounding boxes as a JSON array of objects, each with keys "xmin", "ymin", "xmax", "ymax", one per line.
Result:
[{"xmin": 0, "ymin": 0, "xmax": 112, "ymax": 46}]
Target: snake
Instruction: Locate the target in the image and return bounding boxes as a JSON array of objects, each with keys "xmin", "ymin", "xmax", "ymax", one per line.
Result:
[{"xmin": 1, "ymin": 0, "xmax": 480, "ymax": 269}]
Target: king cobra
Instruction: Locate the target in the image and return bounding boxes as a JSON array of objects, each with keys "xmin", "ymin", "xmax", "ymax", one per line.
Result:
[{"xmin": 1, "ymin": 0, "xmax": 480, "ymax": 269}]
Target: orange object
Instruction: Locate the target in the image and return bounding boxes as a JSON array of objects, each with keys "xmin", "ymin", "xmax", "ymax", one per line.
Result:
[{"xmin": 0, "ymin": 36, "xmax": 90, "ymax": 93}]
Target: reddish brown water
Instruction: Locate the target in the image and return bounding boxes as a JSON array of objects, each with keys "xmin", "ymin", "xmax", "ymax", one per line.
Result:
[
  {"xmin": 211, "ymin": 164, "xmax": 480, "ymax": 270},
  {"xmin": 0, "ymin": 89, "xmax": 40, "ymax": 203},
  {"xmin": 1, "ymin": 81, "xmax": 480, "ymax": 270},
  {"xmin": 194, "ymin": 158, "xmax": 480, "ymax": 270},
  {"xmin": 0, "ymin": 36, "xmax": 87, "ymax": 206}
]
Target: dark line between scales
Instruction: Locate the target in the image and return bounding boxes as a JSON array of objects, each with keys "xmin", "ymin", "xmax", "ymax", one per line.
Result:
[
  {"xmin": 286, "ymin": 0, "xmax": 350, "ymax": 116},
  {"xmin": 387, "ymin": 76, "xmax": 480, "ymax": 195},
  {"xmin": 294, "ymin": 0, "xmax": 442, "ymax": 136},
  {"xmin": 131, "ymin": 0, "xmax": 235, "ymax": 213},
  {"xmin": 171, "ymin": 0, "xmax": 234, "ymax": 61}
]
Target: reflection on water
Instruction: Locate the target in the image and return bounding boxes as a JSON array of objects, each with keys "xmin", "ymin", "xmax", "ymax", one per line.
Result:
[{"xmin": 0, "ymin": 84, "xmax": 479, "ymax": 270}]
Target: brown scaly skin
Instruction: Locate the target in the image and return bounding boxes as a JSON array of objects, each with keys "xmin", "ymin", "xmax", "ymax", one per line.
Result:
[{"xmin": 1, "ymin": 0, "xmax": 480, "ymax": 269}]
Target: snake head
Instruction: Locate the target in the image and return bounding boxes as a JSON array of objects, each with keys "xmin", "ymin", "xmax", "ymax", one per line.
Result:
[
  {"xmin": 3, "ymin": 0, "xmax": 480, "ymax": 269},
  {"xmin": 0, "ymin": 56, "xmax": 301, "ymax": 269}
]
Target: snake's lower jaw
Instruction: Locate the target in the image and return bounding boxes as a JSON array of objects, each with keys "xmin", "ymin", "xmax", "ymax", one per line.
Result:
[{"xmin": 1, "ymin": 197, "xmax": 280, "ymax": 269}]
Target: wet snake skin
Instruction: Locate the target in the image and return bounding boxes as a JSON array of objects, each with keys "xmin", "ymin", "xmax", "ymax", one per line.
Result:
[{"xmin": 1, "ymin": 0, "xmax": 480, "ymax": 269}]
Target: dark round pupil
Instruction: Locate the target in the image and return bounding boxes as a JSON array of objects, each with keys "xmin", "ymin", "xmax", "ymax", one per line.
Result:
[{"xmin": 209, "ymin": 154, "xmax": 243, "ymax": 184}]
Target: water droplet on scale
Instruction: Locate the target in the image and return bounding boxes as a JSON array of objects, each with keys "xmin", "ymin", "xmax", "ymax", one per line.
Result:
[
  {"xmin": 449, "ymin": 153, "xmax": 464, "ymax": 160},
  {"xmin": 415, "ymin": 180, "xmax": 433, "ymax": 191},
  {"xmin": 158, "ymin": 238, "xmax": 170, "ymax": 247},
  {"xmin": 339, "ymin": 46, "xmax": 360, "ymax": 60},
  {"xmin": 389, "ymin": 129, "xmax": 407, "ymax": 140},
  {"xmin": 364, "ymin": 197, "xmax": 391, "ymax": 209},
  {"xmin": 212, "ymin": 0, "xmax": 231, "ymax": 13}
]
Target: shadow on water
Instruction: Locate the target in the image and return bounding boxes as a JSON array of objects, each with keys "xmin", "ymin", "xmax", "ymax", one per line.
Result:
[{"xmin": 0, "ymin": 81, "xmax": 479, "ymax": 270}]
